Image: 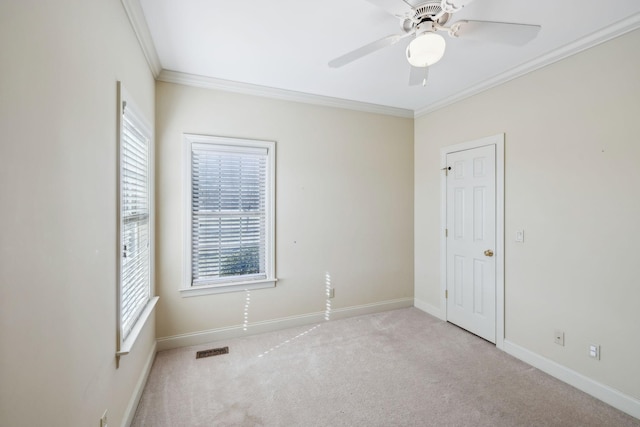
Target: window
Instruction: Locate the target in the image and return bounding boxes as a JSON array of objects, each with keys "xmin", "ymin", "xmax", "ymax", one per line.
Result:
[
  {"xmin": 116, "ymin": 82, "xmax": 158, "ymax": 359},
  {"xmin": 182, "ymin": 134, "xmax": 276, "ymax": 296}
]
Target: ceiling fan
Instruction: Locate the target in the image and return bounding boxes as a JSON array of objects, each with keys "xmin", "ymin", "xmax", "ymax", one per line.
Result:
[{"xmin": 328, "ymin": 0, "xmax": 541, "ymax": 86}]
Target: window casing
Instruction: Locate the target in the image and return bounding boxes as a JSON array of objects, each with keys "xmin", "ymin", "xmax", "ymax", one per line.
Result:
[
  {"xmin": 116, "ymin": 82, "xmax": 157, "ymax": 359},
  {"xmin": 182, "ymin": 134, "xmax": 276, "ymax": 296}
]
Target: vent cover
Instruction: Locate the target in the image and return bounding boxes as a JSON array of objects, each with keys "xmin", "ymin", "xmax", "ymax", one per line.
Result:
[{"xmin": 196, "ymin": 346, "xmax": 229, "ymax": 359}]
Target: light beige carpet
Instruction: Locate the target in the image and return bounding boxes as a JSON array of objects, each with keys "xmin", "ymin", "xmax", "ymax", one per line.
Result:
[{"xmin": 132, "ymin": 308, "xmax": 640, "ymax": 426}]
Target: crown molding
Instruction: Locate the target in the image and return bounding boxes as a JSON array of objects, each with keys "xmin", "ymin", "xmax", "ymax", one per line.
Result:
[
  {"xmin": 414, "ymin": 12, "xmax": 640, "ymax": 118},
  {"xmin": 157, "ymin": 70, "xmax": 414, "ymax": 118},
  {"xmin": 121, "ymin": 0, "xmax": 162, "ymax": 78},
  {"xmin": 122, "ymin": 0, "xmax": 638, "ymax": 119},
  {"xmin": 121, "ymin": 0, "xmax": 411, "ymax": 118}
]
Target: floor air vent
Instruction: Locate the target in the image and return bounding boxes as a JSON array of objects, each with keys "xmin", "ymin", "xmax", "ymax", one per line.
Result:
[{"xmin": 196, "ymin": 346, "xmax": 229, "ymax": 359}]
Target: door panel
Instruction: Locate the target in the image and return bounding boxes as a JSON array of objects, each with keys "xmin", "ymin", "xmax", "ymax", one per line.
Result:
[{"xmin": 446, "ymin": 145, "xmax": 496, "ymax": 342}]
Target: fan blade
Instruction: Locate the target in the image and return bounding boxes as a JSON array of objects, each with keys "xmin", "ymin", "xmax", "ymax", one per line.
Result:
[
  {"xmin": 329, "ymin": 33, "xmax": 407, "ymax": 68},
  {"xmin": 409, "ymin": 66, "xmax": 428, "ymax": 86},
  {"xmin": 451, "ymin": 20, "xmax": 541, "ymax": 46},
  {"xmin": 366, "ymin": 0, "xmax": 414, "ymax": 19},
  {"xmin": 440, "ymin": 0, "xmax": 476, "ymax": 13}
]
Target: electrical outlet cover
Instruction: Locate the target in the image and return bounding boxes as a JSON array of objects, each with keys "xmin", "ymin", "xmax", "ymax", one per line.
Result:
[{"xmin": 554, "ymin": 330, "xmax": 564, "ymax": 346}]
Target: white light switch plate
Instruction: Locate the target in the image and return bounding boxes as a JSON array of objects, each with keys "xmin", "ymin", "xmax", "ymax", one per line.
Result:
[
  {"xmin": 516, "ymin": 230, "xmax": 524, "ymax": 243},
  {"xmin": 589, "ymin": 344, "xmax": 600, "ymax": 360}
]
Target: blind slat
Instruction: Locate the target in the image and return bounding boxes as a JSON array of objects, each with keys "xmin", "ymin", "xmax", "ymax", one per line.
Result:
[
  {"xmin": 120, "ymin": 106, "xmax": 151, "ymax": 339},
  {"xmin": 191, "ymin": 147, "xmax": 267, "ymax": 283}
]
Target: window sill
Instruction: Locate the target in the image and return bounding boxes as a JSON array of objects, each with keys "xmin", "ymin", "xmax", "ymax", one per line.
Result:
[
  {"xmin": 179, "ymin": 278, "xmax": 277, "ymax": 298},
  {"xmin": 117, "ymin": 296, "xmax": 159, "ymax": 357}
]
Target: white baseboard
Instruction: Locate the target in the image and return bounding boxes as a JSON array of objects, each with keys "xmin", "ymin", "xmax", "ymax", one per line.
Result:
[
  {"xmin": 503, "ymin": 340, "xmax": 640, "ymax": 420},
  {"xmin": 413, "ymin": 298, "xmax": 445, "ymax": 320},
  {"xmin": 156, "ymin": 297, "xmax": 414, "ymax": 352},
  {"xmin": 122, "ymin": 341, "xmax": 157, "ymax": 427}
]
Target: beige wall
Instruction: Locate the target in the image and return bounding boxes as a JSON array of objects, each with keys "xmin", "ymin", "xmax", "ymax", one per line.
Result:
[
  {"xmin": 415, "ymin": 29, "xmax": 640, "ymax": 400},
  {"xmin": 0, "ymin": 1, "xmax": 155, "ymax": 426},
  {"xmin": 3, "ymin": 0, "xmax": 635, "ymax": 422},
  {"xmin": 155, "ymin": 82, "xmax": 414, "ymax": 340}
]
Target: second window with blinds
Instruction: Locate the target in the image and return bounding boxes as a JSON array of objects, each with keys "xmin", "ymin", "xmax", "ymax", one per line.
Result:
[{"xmin": 182, "ymin": 134, "xmax": 276, "ymax": 296}]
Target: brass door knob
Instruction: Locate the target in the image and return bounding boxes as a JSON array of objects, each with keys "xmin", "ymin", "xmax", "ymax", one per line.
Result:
[{"xmin": 484, "ymin": 249, "xmax": 494, "ymax": 257}]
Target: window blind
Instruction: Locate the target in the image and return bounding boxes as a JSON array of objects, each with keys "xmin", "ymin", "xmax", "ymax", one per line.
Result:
[
  {"xmin": 120, "ymin": 106, "xmax": 150, "ymax": 339},
  {"xmin": 191, "ymin": 145, "xmax": 267, "ymax": 285}
]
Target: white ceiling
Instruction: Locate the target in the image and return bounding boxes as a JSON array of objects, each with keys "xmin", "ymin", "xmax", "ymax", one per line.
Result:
[{"xmin": 136, "ymin": 0, "xmax": 640, "ymax": 115}]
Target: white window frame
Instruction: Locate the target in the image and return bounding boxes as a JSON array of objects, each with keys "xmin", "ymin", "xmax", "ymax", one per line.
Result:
[
  {"xmin": 181, "ymin": 134, "xmax": 277, "ymax": 297},
  {"xmin": 116, "ymin": 82, "xmax": 158, "ymax": 362}
]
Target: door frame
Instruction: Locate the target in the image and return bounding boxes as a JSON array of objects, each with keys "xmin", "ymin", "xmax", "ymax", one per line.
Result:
[{"xmin": 440, "ymin": 134, "xmax": 505, "ymax": 349}]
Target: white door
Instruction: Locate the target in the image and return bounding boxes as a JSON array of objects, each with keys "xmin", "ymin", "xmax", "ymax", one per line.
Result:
[{"xmin": 446, "ymin": 144, "xmax": 496, "ymax": 343}]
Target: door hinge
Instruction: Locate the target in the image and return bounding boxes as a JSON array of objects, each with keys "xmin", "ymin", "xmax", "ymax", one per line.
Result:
[
  {"xmin": 445, "ymin": 228, "xmax": 448, "ymax": 237},
  {"xmin": 445, "ymin": 290, "xmax": 448, "ymax": 299}
]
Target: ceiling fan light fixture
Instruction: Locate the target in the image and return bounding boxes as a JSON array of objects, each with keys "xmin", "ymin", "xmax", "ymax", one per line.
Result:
[{"xmin": 406, "ymin": 32, "xmax": 446, "ymax": 67}]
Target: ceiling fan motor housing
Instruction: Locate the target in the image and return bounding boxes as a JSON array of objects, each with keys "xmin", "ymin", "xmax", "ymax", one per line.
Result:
[{"xmin": 402, "ymin": 1, "xmax": 450, "ymax": 32}]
